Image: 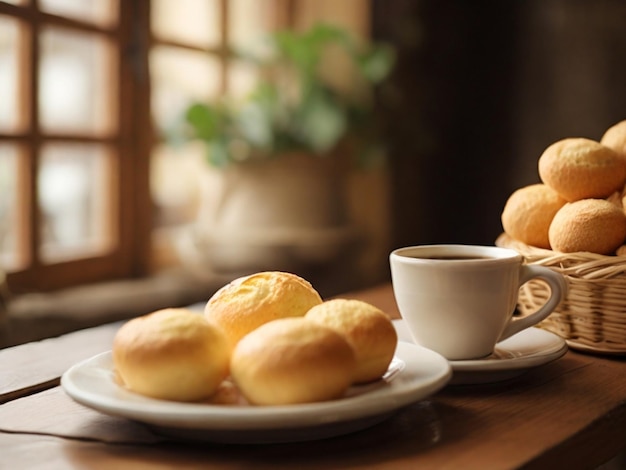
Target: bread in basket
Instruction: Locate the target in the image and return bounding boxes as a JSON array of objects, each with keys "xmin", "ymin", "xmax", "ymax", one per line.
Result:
[{"xmin": 498, "ymin": 122, "xmax": 626, "ymax": 354}]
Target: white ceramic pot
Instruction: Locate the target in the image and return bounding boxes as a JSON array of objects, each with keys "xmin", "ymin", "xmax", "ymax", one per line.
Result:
[{"xmin": 186, "ymin": 152, "xmax": 356, "ymax": 273}]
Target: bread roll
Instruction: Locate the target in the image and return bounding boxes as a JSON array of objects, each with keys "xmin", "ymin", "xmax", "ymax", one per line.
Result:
[
  {"xmin": 305, "ymin": 299, "xmax": 397, "ymax": 383},
  {"xmin": 538, "ymin": 138, "xmax": 625, "ymax": 201},
  {"xmin": 204, "ymin": 271, "xmax": 323, "ymax": 347},
  {"xmin": 601, "ymin": 120, "xmax": 626, "ymax": 160},
  {"xmin": 230, "ymin": 317, "xmax": 356, "ymax": 405},
  {"xmin": 607, "ymin": 190, "xmax": 624, "ymax": 209},
  {"xmin": 112, "ymin": 308, "xmax": 230, "ymax": 402},
  {"xmin": 501, "ymin": 184, "xmax": 566, "ymax": 249},
  {"xmin": 548, "ymin": 199, "xmax": 626, "ymax": 255}
]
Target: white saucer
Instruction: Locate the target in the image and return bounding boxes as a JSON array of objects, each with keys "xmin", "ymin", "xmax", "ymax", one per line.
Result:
[
  {"xmin": 61, "ymin": 341, "xmax": 451, "ymax": 444},
  {"xmin": 393, "ymin": 320, "xmax": 568, "ymax": 385}
]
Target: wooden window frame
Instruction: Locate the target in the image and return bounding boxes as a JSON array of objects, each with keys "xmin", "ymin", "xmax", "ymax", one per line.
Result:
[
  {"xmin": 0, "ymin": 0, "xmax": 317, "ymax": 294},
  {"xmin": 148, "ymin": 0, "xmax": 295, "ymax": 91},
  {"xmin": 0, "ymin": 1, "xmax": 152, "ymax": 292}
]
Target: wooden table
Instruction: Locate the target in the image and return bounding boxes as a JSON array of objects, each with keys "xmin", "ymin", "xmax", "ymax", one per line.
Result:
[{"xmin": 1, "ymin": 283, "xmax": 626, "ymax": 469}]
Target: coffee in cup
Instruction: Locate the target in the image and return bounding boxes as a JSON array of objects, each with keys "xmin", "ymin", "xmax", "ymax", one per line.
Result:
[{"xmin": 389, "ymin": 245, "xmax": 567, "ymax": 360}]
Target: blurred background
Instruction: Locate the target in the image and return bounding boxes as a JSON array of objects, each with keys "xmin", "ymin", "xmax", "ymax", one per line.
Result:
[
  {"xmin": 376, "ymin": 0, "xmax": 626, "ymax": 248},
  {"xmin": 1, "ymin": 0, "xmax": 625, "ymax": 345}
]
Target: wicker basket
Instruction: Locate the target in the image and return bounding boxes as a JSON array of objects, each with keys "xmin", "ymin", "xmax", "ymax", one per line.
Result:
[{"xmin": 496, "ymin": 232, "xmax": 626, "ymax": 354}]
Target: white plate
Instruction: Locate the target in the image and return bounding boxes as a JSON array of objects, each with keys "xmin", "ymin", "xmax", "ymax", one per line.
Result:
[
  {"xmin": 393, "ymin": 320, "xmax": 567, "ymax": 385},
  {"xmin": 61, "ymin": 341, "xmax": 451, "ymax": 444}
]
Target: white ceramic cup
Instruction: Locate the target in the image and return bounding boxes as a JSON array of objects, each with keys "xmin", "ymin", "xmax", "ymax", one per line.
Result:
[{"xmin": 389, "ymin": 245, "xmax": 567, "ymax": 360}]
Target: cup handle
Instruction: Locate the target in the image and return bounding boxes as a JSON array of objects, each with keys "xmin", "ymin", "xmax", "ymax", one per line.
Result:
[{"xmin": 498, "ymin": 265, "xmax": 567, "ymax": 342}]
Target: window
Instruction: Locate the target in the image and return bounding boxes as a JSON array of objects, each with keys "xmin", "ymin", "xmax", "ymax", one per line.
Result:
[
  {"xmin": 0, "ymin": 0, "xmax": 371, "ymax": 294},
  {"xmin": 0, "ymin": 0, "xmax": 151, "ymax": 292}
]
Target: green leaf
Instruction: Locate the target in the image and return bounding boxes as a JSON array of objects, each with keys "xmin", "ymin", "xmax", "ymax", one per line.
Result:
[
  {"xmin": 305, "ymin": 23, "xmax": 352, "ymax": 51},
  {"xmin": 185, "ymin": 103, "xmax": 222, "ymax": 140},
  {"xmin": 207, "ymin": 139, "xmax": 230, "ymax": 168},
  {"xmin": 270, "ymin": 24, "xmax": 354, "ymax": 82},
  {"xmin": 296, "ymin": 89, "xmax": 346, "ymax": 152},
  {"xmin": 236, "ymin": 102, "xmax": 273, "ymax": 149},
  {"xmin": 272, "ymin": 31, "xmax": 315, "ymax": 81},
  {"xmin": 358, "ymin": 44, "xmax": 396, "ymax": 83}
]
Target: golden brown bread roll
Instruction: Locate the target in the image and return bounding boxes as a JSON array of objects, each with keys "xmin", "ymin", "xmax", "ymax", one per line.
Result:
[
  {"xmin": 548, "ymin": 199, "xmax": 626, "ymax": 255},
  {"xmin": 606, "ymin": 190, "xmax": 624, "ymax": 209},
  {"xmin": 204, "ymin": 271, "xmax": 323, "ymax": 347},
  {"xmin": 538, "ymin": 138, "xmax": 626, "ymax": 202},
  {"xmin": 230, "ymin": 317, "xmax": 356, "ymax": 405},
  {"xmin": 601, "ymin": 120, "xmax": 626, "ymax": 160},
  {"xmin": 501, "ymin": 184, "xmax": 566, "ymax": 249},
  {"xmin": 112, "ymin": 308, "xmax": 230, "ymax": 402},
  {"xmin": 305, "ymin": 299, "xmax": 397, "ymax": 383}
]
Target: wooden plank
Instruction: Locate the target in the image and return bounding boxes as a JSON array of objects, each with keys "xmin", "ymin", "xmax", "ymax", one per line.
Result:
[
  {"xmin": 1, "ymin": 284, "xmax": 626, "ymax": 469},
  {"xmin": 0, "ymin": 322, "xmax": 120, "ymax": 403},
  {"xmin": 1, "ymin": 351, "xmax": 626, "ymax": 470}
]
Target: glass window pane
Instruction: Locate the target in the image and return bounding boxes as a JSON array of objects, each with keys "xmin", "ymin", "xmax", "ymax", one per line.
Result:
[
  {"xmin": 227, "ymin": 58, "xmax": 258, "ymax": 98},
  {"xmin": 39, "ymin": 0, "xmax": 118, "ymax": 27},
  {"xmin": 229, "ymin": 0, "xmax": 272, "ymax": 51},
  {"xmin": 152, "ymin": 0, "xmax": 221, "ymax": 48},
  {"xmin": 0, "ymin": 16, "xmax": 28, "ymax": 132},
  {"xmin": 0, "ymin": 144, "xmax": 28, "ymax": 271},
  {"xmin": 151, "ymin": 142, "xmax": 204, "ymax": 228},
  {"xmin": 39, "ymin": 143, "xmax": 114, "ymax": 263},
  {"xmin": 150, "ymin": 46, "xmax": 221, "ymax": 132},
  {"xmin": 39, "ymin": 27, "xmax": 116, "ymax": 135}
]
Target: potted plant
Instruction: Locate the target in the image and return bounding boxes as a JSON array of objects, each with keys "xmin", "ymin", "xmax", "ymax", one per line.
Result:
[{"xmin": 172, "ymin": 23, "xmax": 395, "ymax": 273}]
